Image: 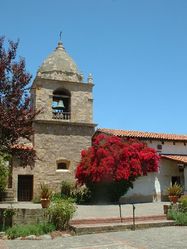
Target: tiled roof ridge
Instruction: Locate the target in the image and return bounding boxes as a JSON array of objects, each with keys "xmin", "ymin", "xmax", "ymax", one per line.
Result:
[{"xmin": 97, "ymin": 128, "xmax": 187, "ymax": 141}]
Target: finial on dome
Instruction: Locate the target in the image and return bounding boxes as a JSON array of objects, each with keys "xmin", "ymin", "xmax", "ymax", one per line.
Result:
[{"xmin": 56, "ymin": 31, "xmax": 64, "ymax": 49}]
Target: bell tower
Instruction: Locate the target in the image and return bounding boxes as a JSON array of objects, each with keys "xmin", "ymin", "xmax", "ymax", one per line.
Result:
[{"xmin": 30, "ymin": 40, "xmax": 95, "ymax": 195}]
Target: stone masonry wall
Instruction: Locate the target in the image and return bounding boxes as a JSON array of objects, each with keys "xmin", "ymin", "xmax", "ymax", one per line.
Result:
[
  {"xmin": 0, "ymin": 208, "xmax": 45, "ymax": 226},
  {"xmin": 12, "ymin": 73, "xmax": 95, "ymax": 201},
  {"xmin": 12, "ymin": 121, "xmax": 94, "ymax": 200},
  {"xmin": 33, "ymin": 78, "xmax": 94, "ymax": 123}
]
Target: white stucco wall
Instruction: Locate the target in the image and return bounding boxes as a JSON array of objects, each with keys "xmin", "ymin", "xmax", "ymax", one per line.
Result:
[
  {"xmin": 125, "ymin": 173, "xmax": 156, "ymax": 202},
  {"xmin": 123, "ymin": 139, "xmax": 186, "ymax": 203},
  {"xmin": 158, "ymin": 158, "xmax": 184, "ymax": 195},
  {"xmin": 145, "ymin": 140, "xmax": 187, "ymax": 154}
]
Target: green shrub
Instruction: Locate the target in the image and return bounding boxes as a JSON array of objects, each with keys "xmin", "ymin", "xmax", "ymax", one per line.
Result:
[
  {"xmin": 60, "ymin": 180, "xmax": 91, "ymax": 204},
  {"xmin": 2, "ymin": 206, "xmax": 16, "ymax": 230},
  {"xmin": 3, "ymin": 207, "xmax": 16, "ymax": 218},
  {"xmin": 6, "ymin": 223, "xmax": 55, "ymax": 239},
  {"xmin": 167, "ymin": 204, "xmax": 187, "ymax": 225},
  {"xmin": 179, "ymin": 196, "xmax": 187, "ymax": 212},
  {"xmin": 173, "ymin": 212, "xmax": 187, "ymax": 225},
  {"xmin": 61, "ymin": 180, "xmax": 75, "ymax": 198},
  {"xmin": 167, "ymin": 208, "xmax": 177, "ymax": 220},
  {"xmin": 48, "ymin": 199, "xmax": 76, "ymax": 230},
  {"xmin": 51, "ymin": 193, "xmax": 63, "ymax": 202},
  {"xmin": 72, "ymin": 185, "xmax": 91, "ymax": 204}
]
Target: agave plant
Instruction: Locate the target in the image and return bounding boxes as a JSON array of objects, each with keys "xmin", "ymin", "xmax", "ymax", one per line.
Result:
[
  {"xmin": 167, "ymin": 183, "xmax": 183, "ymax": 197},
  {"xmin": 40, "ymin": 183, "xmax": 52, "ymax": 199}
]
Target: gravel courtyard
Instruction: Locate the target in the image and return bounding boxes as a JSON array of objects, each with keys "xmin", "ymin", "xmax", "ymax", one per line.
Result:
[{"xmin": 1, "ymin": 226, "xmax": 186, "ymax": 249}]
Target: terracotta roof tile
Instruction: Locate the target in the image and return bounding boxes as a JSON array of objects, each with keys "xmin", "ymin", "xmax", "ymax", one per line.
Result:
[
  {"xmin": 97, "ymin": 128, "xmax": 187, "ymax": 142},
  {"xmin": 12, "ymin": 143, "xmax": 33, "ymax": 150},
  {"xmin": 161, "ymin": 155, "xmax": 187, "ymax": 164}
]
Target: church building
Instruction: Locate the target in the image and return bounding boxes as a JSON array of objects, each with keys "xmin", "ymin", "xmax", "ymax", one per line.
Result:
[
  {"xmin": 6, "ymin": 40, "xmax": 187, "ymax": 203},
  {"xmin": 11, "ymin": 41, "xmax": 95, "ymax": 201}
]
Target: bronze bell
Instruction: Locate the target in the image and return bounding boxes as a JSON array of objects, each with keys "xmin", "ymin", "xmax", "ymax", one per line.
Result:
[
  {"xmin": 52, "ymin": 100, "xmax": 64, "ymax": 110},
  {"xmin": 57, "ymin": 100, "xmax": 64, "ymax": 109}
]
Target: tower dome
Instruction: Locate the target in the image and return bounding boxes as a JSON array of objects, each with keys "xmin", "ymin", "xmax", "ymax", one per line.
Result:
[{"xmin": 37, "ymin": 41, "xmax": 82, "ymax": 82}]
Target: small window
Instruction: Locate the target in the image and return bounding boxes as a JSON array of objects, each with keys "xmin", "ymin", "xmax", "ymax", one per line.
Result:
[
  {"xmin": 184, "ymin": 142, "xmax": 186, "ymax": 146},
  {"xmin": 157, "ymin": 144, "xmax": 162, "ymax": 150},
  {"xmin": 57, "ymin": 162, "xmax": 68, "ymax": 170},
  {"xmin": 161, "ymin": 141, "xmax": 164, "ymax": 145},
  {"xmin": 56, "ymin": 159, "xmax": 70, "ymax": 171},
  {"xmin": 173, "ymin": 142, "xmax": 175, "ymax": 145}
]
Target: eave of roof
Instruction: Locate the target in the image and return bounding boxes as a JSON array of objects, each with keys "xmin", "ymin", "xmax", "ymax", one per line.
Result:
[
  {"xmin": 96, "ymin": 128, "xmax": 187, "ymax": 142},
  {"xmin": 161, "ymin": 155, "xmax": 187, "ymax": 164}
]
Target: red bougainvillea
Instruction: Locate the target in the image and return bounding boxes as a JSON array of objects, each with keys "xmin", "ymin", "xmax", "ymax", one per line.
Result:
[{"xmin": 75, "ymin": 134, "xmax": 160, "ymax": 186}]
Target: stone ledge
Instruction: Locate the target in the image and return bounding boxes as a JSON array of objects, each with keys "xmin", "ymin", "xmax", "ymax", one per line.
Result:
[
  {"xmin": 34, "ymin": 119, "xmax": 97, "ymax": 128},
  {"xmin": 72, "ymin": 220, "xmax": 175, "ymax": 235},
  {"xmin": 71, "ymin": 215, "xmax": 166, "ymax": 225}
]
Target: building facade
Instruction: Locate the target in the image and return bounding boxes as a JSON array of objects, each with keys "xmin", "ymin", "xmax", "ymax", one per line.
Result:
[
  {"xmin": 11, "ymin": 41, "xmax": 95, "ymax": 201},
  {"xmin": 96, "ymin": 128, "xmax": 187, "ymax": 203},
  {"xmin": 6, "ymin": 41, "xmax": 187, "ymax": 203}
]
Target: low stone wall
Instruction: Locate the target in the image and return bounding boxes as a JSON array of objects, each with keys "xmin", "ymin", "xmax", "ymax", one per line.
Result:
[
  {"xmin": 0, "ymin": 208, "xmax": 46, "ymax": 226},
  {"xmin": 120, "ymin": 195, "xmax": 153, "ymax": 204},
  {"xmin": 120, "ymin": 194, "xmax": 169, "ymax": 204}
]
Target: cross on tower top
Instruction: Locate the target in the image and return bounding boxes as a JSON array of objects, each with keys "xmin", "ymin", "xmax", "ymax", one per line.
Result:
[{"xmin": 59, "ymin": 31, "xmax": 62, "ymax": 41}]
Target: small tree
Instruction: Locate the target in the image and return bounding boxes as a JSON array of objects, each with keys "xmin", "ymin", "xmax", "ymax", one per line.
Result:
[
  {"xmin": 75, "ymin": 134, "xmax": 160, "ymax": 202},
  {"xmin": 0, "ymin": 36, "xmax": 39, "ymax": 188},
  {"xmin": 0, "ymin": 36, "xmax": 39, "ymax": 168}
]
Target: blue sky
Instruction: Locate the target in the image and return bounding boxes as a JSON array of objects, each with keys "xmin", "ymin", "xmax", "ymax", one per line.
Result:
[{"xmin": 1, "ymin": 0, "xmax": 187, "ymax": 134}]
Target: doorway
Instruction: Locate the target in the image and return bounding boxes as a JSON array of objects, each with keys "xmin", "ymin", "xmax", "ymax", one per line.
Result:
[
  {"xmin": 18, "ymin": 175, "xmax": 33, "ymax": 201},
  {"xmin": 171, "ymin": 176, "xmax": 181, "ymax": 185}
]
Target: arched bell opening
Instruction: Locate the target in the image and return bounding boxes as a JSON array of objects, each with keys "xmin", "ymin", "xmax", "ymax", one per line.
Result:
[{"xmin": 52, "ymin": 88, "xmax": 71, "ymax": 120}]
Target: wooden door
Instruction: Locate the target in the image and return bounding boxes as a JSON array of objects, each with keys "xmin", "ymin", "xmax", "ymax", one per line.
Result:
[{"xmin": 18, "ymin": 175, "xmax": 33, "ymax": 201}]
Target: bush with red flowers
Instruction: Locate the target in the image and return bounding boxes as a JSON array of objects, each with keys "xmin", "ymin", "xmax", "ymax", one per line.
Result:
[{"xmin": 75, "ymin": 134, "xmax": 160, "ymax": 202}]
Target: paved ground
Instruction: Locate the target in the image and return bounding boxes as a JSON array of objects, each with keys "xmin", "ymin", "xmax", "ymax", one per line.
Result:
[
  {"xmin": 72, "ymin": 202, "xmax": 169, "ymax": 220},
  {"xmin": 1, "ymin": 226, "xmax": 187, "ymax": 249},
  {"xmin": 0, "ymin": 202, "xmax": 175, "ymax": 249},
  {"xmin": 0, "ymin": 202, "xmax": 170, "ymax": 220}
]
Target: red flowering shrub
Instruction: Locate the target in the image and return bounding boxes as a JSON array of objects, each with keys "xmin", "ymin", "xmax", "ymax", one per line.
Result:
[{"xmin": 75, "ymin": 134, "xmax": 160, "ymax": 202}]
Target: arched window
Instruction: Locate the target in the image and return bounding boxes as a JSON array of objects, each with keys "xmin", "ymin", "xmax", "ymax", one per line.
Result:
[{"xmin": 52, "ymin": 88, "xmax": 71, "ymax": 120}]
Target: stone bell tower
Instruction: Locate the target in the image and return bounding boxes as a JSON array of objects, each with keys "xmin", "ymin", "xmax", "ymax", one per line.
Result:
[{"xmin": 30, "ymin": 40, "xmax": 95, "ymax": 196}]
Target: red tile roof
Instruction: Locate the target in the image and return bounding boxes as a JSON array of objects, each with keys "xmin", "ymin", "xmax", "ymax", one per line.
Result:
[
  {"xmin": 161, "ymin": 155, "xmax": 187, "ymax": 164},
  {"xmin": 96, "ymin": 128, "xmax": 187, "ymax": 142},
  {"xmin": 12, "ymin": 143, "xmax": 33, "ymax": 150}
]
